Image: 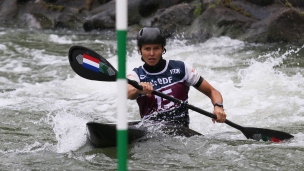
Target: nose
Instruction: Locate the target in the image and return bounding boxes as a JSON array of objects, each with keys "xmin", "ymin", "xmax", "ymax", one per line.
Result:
[{"xmin": 149, "ymin": 49, "xmax": 155, "ymax": 56}]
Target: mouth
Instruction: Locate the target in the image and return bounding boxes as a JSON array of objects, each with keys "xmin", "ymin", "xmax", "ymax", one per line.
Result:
[{"xmin": 148, "ymin": 58, "xmax": 156, "ymax": 61}]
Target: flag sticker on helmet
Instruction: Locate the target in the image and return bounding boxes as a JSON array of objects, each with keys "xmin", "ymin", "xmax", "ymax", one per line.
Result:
[{"xmin": 83, "ymin": 54, "xmax": 100, "ymax": 72}]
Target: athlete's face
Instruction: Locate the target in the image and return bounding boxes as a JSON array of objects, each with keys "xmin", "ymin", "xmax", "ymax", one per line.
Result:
[{"xmin": 139, "ymin": 44, "xmax": 164, "ymax": 66}]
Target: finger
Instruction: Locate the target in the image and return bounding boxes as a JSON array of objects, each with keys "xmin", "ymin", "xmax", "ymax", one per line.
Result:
[
  {"xmin": 146, "ymin": 82, "xmax": 152, "ymax": 89},
  {"xmin": 222, "ymin": 113, "xmax": 226, "ymax": 122},
  {"xmin": 142, "ymin": 82, "xmax": 149, "ymax": 90},
  {"xmin": 147, "ymin": 82, "xmax": 153, "ymax": 89}
]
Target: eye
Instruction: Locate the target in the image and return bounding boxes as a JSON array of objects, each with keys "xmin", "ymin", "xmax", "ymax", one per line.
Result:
[
  {"xmin": 154, "ymin": 46, "xmax": 160, "ymax": 50},
  {"xmin": 144, "ymin": 47, "xmax": 151, "ymax": 51}
]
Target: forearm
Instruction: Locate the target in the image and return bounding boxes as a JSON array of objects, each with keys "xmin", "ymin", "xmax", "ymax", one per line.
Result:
[
  {"xmin": 196, "ymin": 79, "xmax": 226, "ymax": 122},
  {"xmin": 209, "ymin": 89, "xmax": 223, "ymax": 105}
]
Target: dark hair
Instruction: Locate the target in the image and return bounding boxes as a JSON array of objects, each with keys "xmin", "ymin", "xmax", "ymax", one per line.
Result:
[{"xmin": 137, "ymin": 27, "xmax": 166, "ymax": 47}]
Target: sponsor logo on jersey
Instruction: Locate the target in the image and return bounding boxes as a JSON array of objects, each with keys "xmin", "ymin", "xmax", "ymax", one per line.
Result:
[
  {"xmin": 158, "ymin": 77, "xmax": 173, "ymax": 84},
  {"xmin": 140, "ymin": 75, "xmax": 146, "ymax": 79},
  {"xmin": 150, "ymin": 77, "xmax": 173, "ymax": 86},
  {"xmin": 170, "ymin": 68, "xmax": 181, "ymax": 75}
]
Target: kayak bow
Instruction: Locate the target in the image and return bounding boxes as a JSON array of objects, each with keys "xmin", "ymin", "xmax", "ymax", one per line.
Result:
[{"xmin": 86, "ymin": 121, "xmax": 202, "ymax": 148}]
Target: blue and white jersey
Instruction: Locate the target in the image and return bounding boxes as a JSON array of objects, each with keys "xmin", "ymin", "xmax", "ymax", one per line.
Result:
[{"xmin": 128, "ymin": 60, "xmax": 201, "ymax": 124}]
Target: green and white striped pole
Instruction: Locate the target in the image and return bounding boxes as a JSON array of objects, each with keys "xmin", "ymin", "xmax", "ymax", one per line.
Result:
[{"xmin": 116, "ymin": 0, "xmax": 128, "ymax": 170}]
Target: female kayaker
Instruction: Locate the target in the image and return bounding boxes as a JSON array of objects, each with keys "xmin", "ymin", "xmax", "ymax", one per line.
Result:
[{"xmin": 127, "ymin": 27, "xmax": 226, "ymax": 127}]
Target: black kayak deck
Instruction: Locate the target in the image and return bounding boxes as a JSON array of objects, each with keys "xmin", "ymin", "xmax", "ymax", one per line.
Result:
[{"xmin": 86, "ymin": 121, "xmax": 202, "ymax": 148}]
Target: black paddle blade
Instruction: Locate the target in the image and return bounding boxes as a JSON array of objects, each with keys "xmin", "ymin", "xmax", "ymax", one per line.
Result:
[
  {"xmin": 68, "ymin": 46, "xmax": 117, "ymax": 81},
  {"xmin": 242, "ymin": 127, "xmax": 294, "ymax": 142}
]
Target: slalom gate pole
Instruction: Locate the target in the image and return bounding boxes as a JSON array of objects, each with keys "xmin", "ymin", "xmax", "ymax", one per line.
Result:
[{"xmin": 116, "ymin": 0, "xmax": 128, "ymax": 170}]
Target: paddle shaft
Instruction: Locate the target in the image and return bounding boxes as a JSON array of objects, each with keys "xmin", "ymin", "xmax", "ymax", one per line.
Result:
[
  {"xmin": 128, "ymin": 79, "xmax": 294, "ymax": 142},
  {"xmin": 128, "ymin": 79, "xmax": 244, "ymax": 131}
]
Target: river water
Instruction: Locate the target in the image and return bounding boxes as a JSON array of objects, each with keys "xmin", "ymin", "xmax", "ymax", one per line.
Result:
[{"xmin": 0, "ymin": 28, "xmax": 303, "ymax": 170}]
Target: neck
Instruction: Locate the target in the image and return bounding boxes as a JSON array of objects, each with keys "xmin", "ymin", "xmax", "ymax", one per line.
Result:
[{"xmin": 143, "ymin": 58, "xmax": 166, "ymax": 73}]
